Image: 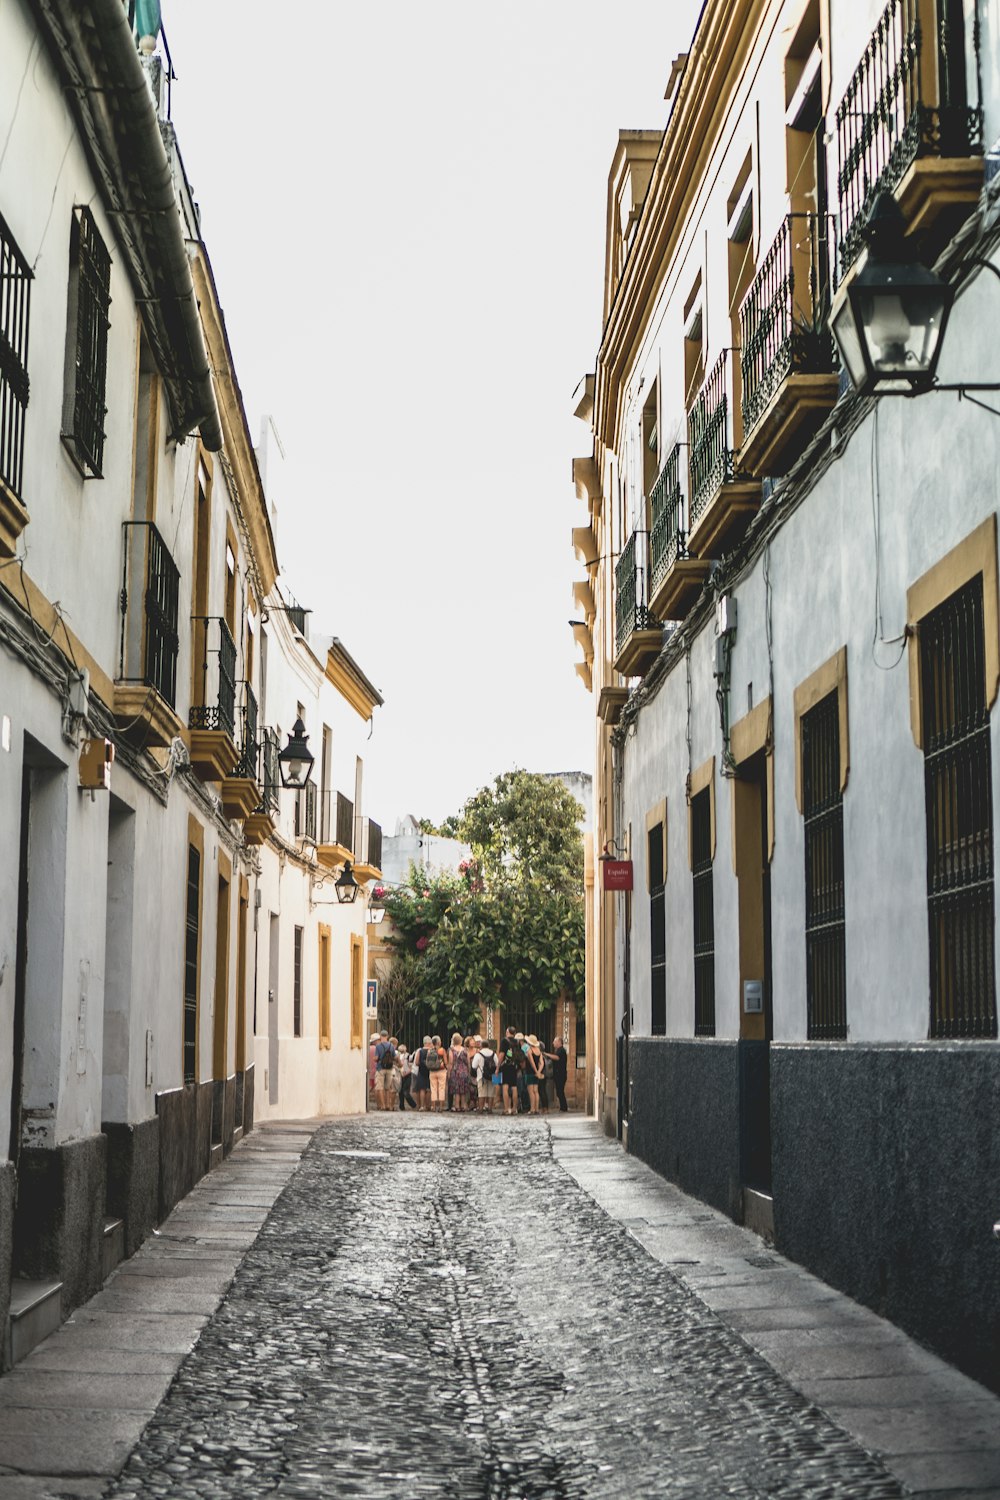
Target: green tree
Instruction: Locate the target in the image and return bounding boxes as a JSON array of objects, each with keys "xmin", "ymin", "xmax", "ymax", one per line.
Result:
[{"xmin": 457, "ymin": 770, "xmax": 584, "ymax": 893}]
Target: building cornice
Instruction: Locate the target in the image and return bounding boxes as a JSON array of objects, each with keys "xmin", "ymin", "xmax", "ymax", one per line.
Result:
[
  {"xmin": 192, "ymin": 250, "xmax": 279, "ymax": 595},
  {"xmin": 594, "ymin": 0, "xmax": 768, "ymax": 452},
  {"xmin": 325, "ymin": 640, "xmax": 384, "ymax": 721}
]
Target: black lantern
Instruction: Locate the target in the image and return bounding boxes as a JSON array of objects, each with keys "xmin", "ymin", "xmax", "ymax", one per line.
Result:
[
  {"xmin": 335, "ymin": 860, "xmax": 360, "ymax": 905},
  {"xmin": 831, "ymin": 193, "xmax": 954, "ymax": 397},
  {"xmin": 277, "ymin": 717, "xmax": 314, "ymax": 788}
]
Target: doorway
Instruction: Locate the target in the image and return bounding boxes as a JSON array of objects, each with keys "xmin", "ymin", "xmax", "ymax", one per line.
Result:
[{"xmin": 732, "ymin": 744, "xmax": 773, "ymax": 1200}]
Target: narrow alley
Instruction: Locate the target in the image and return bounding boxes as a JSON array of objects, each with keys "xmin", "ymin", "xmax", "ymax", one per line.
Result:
[{"xmin": 4, "ymin": 1116, "xmax": 997, "ymax": 1499}]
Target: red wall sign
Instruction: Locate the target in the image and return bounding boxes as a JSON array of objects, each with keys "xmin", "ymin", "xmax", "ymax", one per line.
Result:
[{"xmin": 601, "ymin": 859, "xmax": 634, "ymax": 891}]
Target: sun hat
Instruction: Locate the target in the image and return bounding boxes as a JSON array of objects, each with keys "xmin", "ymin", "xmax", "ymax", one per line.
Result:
[{"xmin": 527, "ymin": 1034, "xmax": 539, "ymax": 1047}]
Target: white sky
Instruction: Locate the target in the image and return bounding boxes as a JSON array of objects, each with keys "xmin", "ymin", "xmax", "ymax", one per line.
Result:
[{"xmin": 166, "ymin": 0, "xmax": 703, "ymax": 830}]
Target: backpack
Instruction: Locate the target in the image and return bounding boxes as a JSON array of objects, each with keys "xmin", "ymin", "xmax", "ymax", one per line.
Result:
[
  {"xmin": 425, "ymin": 1045, "xmax": 442, "ymax": 1072},
  {"xmin": 377, "ymin": 1044, "xmax": 394, "ymax": 1072}
]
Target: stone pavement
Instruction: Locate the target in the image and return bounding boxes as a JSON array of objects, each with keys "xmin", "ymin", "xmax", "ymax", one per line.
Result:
[
  {"xmin": 0, "ymin": 1112, "xmax": 997, "ymax": 1498},
  {"xmin": 0, "ymin": 1121, "xmax": 319, "ymax": 1500}
]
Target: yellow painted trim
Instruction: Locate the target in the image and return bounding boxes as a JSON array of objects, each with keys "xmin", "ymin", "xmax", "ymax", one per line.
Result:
[
  {"xmin": 2, "ymin": 566, "xmax": 115, "ymax": 705},
  {"xmin": 186, "ymin": 815, "xmax": 206, "ymax": 1084},
  {"xmin": 325, "ymin": 644, "xmax": 381, "ymax": 720},
  {"xmin": 350, "ymin": 934, "xmax": 364, "ymax": 1049},
  {"xmin": 793, "ymin": 647, "xmax": 849, "ymax": 814},
  {"xmin": 645, "ymin": 798, "xmax": 667, "ymax": 891},
  {"xmin": 318, "ymin": 924, "xmax": 332, "ymax": 1050},
  {"xmin": 729, "ymin": 697, "xmax": 774, "ymax": 867},
  {"xmin": 191, "ymin": 250, "xmax": 279, "ymax": 594},
  {"xmin": 907, "ymin": 515, "xmax": 999, "ymax": 749},
  {"xmin": 687, "ymin": 756, "xmax": 715, "ymax": 870}
]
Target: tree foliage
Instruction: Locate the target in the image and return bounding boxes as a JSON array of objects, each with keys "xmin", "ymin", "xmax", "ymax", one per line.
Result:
[{"xmin": 380, "ymin": 773, "xmax": 585, "ymax": 1035}]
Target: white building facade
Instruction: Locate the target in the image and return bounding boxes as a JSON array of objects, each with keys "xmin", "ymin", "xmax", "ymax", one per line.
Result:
[
  {"xmin": 0, "ymin": 0, "xmax": 383, "ymax": 1367},
  {"xmin": 573, "ymin": 0, "xmax": 1000, "ymax": 1395}
]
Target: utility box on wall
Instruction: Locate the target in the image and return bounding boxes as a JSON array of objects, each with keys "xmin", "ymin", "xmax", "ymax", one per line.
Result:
[{"xmin": 79, "ymin": 737, "xmax": 114, "ymax": 791}]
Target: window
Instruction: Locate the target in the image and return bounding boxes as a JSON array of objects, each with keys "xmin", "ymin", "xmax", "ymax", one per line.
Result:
[
  {"xmin": 921, "ymin": 576, "xmax": 997, "ymax": 1037},
  {"xmin": 802, "ymin": 689, "xmax": 846, "ymax": 1038},
  {"xmin": 350, "ymin": 935, "xmax": 363, "ymax": 1049},
  {"xmin": 0, "ymin": 211, "xmax": 32, "ymax": 508},
  {"xmin": 292, "ymin": 926, "xmax": 303, "ymax": 1037},
  {"xmin": 183, "ymin": 844, "xmax": 201, "ymax": 1084},
  {"xmin": 648, "ymin": 820, "xmax": 666, "ymax": 1035},
  {"xmin": 62, "ymin": 207, "xmax": 111, "ymax": 478},
  {"xmin": 318, "ymin": 925, "xmax": 331, "ymax": 1050},
  {"xmin": 691, "ymin": 788, "xmax": 715, "ymax": 1035}
]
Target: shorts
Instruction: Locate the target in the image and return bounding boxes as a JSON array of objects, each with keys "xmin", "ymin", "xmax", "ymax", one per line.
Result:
[
  {"xmin": 373, "ymin": 1072, "xmax": 391, "ymax": 1093},
  {"xmin": 429, "ymin": 1070, "xmax": 447, "ymax": 1104},
  {"xmin": 479, "ymin": 1079, "xmax": 497, "ymax": 1100},
  {"xmin": 501, "ymin": 1068, "xmax": 519, "ymax": 1088}
]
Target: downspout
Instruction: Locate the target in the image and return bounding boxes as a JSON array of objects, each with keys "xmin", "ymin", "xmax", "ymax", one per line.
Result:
[{"xmin": 44, "ymin": 0, "xmax": 222, "ymax": 450}]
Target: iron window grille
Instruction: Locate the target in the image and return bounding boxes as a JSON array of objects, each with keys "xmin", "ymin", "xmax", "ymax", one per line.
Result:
[
  {"xmin": 739, "ymin": 214, "xmax": 836, "ymax": 439},
  {"xmin": 336, "ymin": 791, "xmax": 355, "ymax": 853},
  {"xmin": 691, "ymin": 789, "xmax": 716, "ymax": 1036},
  {"xmin": 293, "ymin": 925, "xmax": 303, "ymax": 1038},
  {"xmin": 183, "ymin": 844, "xmax": 200, "ymax": 1085},
  {"xmin": 189, "ymin": 617, "xmax": 237, "ymax": 739},
  {"xmin": 802, "ymin": 690, "xmax": 847, "ymax": 1039},
  {"xmin": 835, "ymin": 0, "xmax": 983, "ymax": 276},
  {"xmin": 649, "ymin": 823, "xmax": 666, "ymax": 1036},
  {"xmin": 921, "ymin": 574, "xmax": 997, "ymax": 1037},
  {"xmin": 119, "ymin": 521, "xmax": 179, "ymax": 707},
  {"xmin": 649, "ymin": 444, "xmax": 687, "ymax": 596},
  {"xmin": 614, "ymin": 530, "xmax": 658, "ymax": 659},
  {"xmin": 63, "ymin": 207, "xmax": 111, "ymax": 478},
  {"xmin": 687, "ymin": 349, "xmax": 745, "ymax": 530},
  {"xmin": 0, "ymin": 211, "xmax": 32, "ymax": 505}
]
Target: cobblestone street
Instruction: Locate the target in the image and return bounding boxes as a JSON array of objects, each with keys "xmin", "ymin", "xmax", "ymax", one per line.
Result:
[{"xmin": 99, "ymin": 1115, "xmax": 912, "ymax": 1500}]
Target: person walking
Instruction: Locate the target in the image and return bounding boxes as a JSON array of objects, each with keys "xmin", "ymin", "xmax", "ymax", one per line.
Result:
[
  {"xmin": 397, "ymin": 1044, "xmax": 418, "ymax": 1110},
  {"xmin": 448, "ymin": 1033, "xmax": 471, "ymax": 1113},
  {"xmin": 426, "ymin": 1034, "xmax": 447, "ymax": 1112},
  {"xmin": 373, "ymin": 1031, "xmax": 396, "ymax": 1112},
  {"xmin": 549, "ymin": 1035, "xmax": 569, "ymax": 1112},
  {"xmin": 524, "ymin": 1035, "xmax": 545, "ymax": 1115},
  {"xmin": 497, "ymin": 1028, "xmax": 521, "ymax": 1117},
  {"xmin": 413, "ymin": 1035, "xmax": 433, "ymax": 1111},
  {"xmin": 472, "ymin": 1036, "xmax": 497, "ymax": 1114}
]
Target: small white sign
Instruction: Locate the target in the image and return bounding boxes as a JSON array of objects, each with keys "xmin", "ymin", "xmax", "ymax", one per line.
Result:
[{"xmin": 365, "ymin": 979, "xmax": 378, "ymax": 1013}]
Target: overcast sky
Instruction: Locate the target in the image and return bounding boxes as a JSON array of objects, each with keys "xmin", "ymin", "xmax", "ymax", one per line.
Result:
[{"xmin": 166, "ymin": 0, "xmax": 702, "ymax": 830}]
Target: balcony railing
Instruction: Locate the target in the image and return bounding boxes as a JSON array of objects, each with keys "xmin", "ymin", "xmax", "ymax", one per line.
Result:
[
  {"xmin": 614, "ymin": 530, "xmax": 657, "ymax": 660},
  {"xmin": 0, "ymin": 211, "xmax": 32, "ymax": 506},
  {"xmin": 119, "ymin": 522, "xmax": 179, "ymax": 708},
  {"xmin": 363, "ymin": 818, "xmax": 383, "ymax": 871},
  {"xmin": 189, "ymin": 617, "xmax": 237, "ymax": 739},
  {"xmin": 296, "ymin": 780, "xmax": 318, "ymax": 841},
  {"xmin": 337, "ymin": 791, "xmax": 355, "ymax": 851},
  {"xmin": 739, "ymin": 214, "xmax": 836, "ymax": 437},
  {"xmin": 233, "ymin": 682, "xmax": 259, "ymax": 781},
  {"xmin": 318, "ymin": 790, "xmax": 355, "ymax": 852},
  {"xmin": 258, "ymin": 726, "xmax": 279, "ymax": 815},
  {"xmin": 649, "ymin": 445, "xmax": 686, "ymax": 595},
  {"xmin": 835, "ymin": 0, "xmax": 983, "ymax": 273},
  {"xmin": 687, "ymin": 349, "xmax": 741, "ymax": 530}
]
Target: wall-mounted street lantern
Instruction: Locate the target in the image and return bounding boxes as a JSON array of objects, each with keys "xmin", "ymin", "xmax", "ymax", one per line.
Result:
[
  {"xmin": 831, "ymin": 194, "xmax": 953, "ymax": 396},
  {"xmin": 831, "ymin": 192, "xmax": 1000, "ymax": 401},
  {"xmin": 335, "ymin": 860, "xmax": 360, "ymax": 905},
  {"xmin": 277, "ymin": 717, "xmax": 314, "ymax": 788}
]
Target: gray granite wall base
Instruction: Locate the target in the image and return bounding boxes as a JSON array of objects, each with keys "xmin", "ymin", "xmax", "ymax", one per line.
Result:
[
  {"xmin": 0, "ymin": 1161, "xmax": 14, "ymax": 1363},
  {"xmin": 12, "ymin": 1135, "xmax": 106, "ymax": 1317},
  {"xmin": 771, "ymin": 1042, "xmax": 1000, "ymax": 1396},
  {"xmin": 628, "ymin": 1039, "xmax": 741, "ymax": 1219},
  {"xmin": 241, "ymin": 1065, "xmax": 255, "ymax": 1136},
  {"xmin": 156, "ymin": 1081, "xmax": 213, "ymax": 1220},
  {"xmin": 103, "ymin": 1116, "xmax": 160, "ymax": 1257}
]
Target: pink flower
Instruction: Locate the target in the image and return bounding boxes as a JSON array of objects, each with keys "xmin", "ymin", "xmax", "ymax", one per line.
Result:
[
  {"xmin": 459, "ymin": 860, "xmax": 469, "ymax": 873},
  {"xmin": 373, "ymin": 886, "xmax": 385, "ymax": 900},
  {"xmin": 416, "ymin": 936, "xmax": 429, "ymax": 951},
  {"xmin": 423, "ymin": 890, "xmax": 430, "ymax": 898}
]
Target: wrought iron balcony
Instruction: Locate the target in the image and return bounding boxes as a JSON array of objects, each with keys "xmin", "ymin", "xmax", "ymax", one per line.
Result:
[
  {"xmin": 317, "ymin": 789, "xmax": 355, "ymax": 866},
  {"xmin": 614, "ymin": 531, "xmax": 660, "ymax": 676},
  {"xmin": 0, "ymin": 211, "xmax": 32, "ymax": 530},
  {"xmin": 686, "ymin": 351, "xmax": 759, "ymax": 558},
  {"xmin": 649, "ymin": 446, "xmax": 686, "ymax": 595},
  {"xmin": 835, "ymin": 0, "xmax": 983, "ymax": 275},
  {"xmin": 189, "ymin": 617, "xmax": 237, "ymax": 739},
  {"xmin": 118, "ymin": 521, "xmax": 179, "ymax": 708},
  {"xmin": 366, "ymin": 818, "xmax": 382, "ymax": 873},
  {"xmin": 259, "ymin": 727, "xmax": 279, "ymax": 815},
  {"xmin": 738, "ymin": 215, "xmax": 839, "ymax": 474},
  {"xmin": 295, "ymin": 780, "xmax": 318, "ymax": 842},
  {"xmin": 233, "ymin": 683, "xmax": 259, "ymax": 782}
]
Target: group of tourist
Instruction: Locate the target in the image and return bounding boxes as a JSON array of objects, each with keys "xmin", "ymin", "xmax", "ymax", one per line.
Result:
[{"xmin": 369, "ymin": 1026, "xmax": 570, "ymax": 1115}]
